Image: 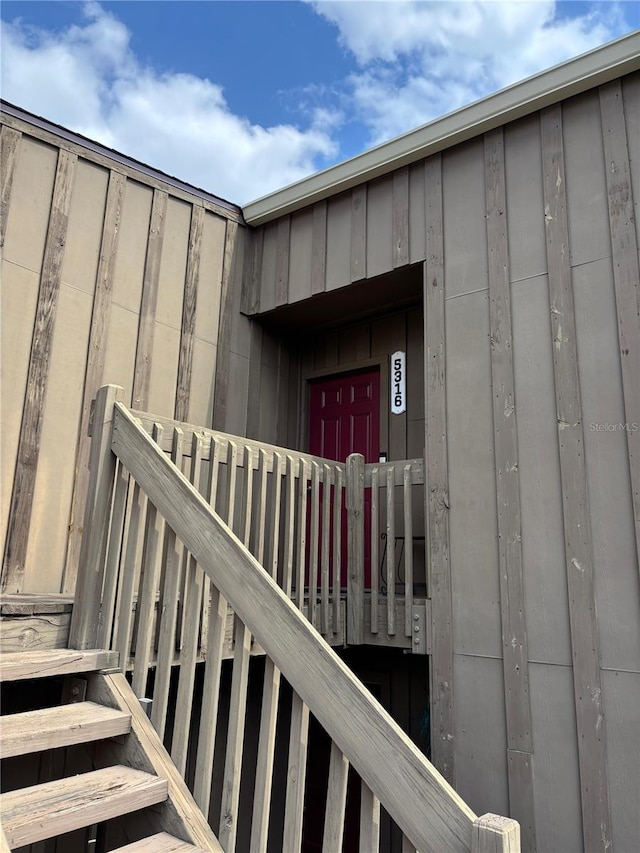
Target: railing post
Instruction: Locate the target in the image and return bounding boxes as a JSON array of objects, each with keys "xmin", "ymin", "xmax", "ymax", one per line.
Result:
[
  {"xmin": 472, "ymin": 814, "xmax": 521, "ymax": 852},
  {"xmin": 69, "ymin": 384, "xmax": 124, "ymax": 650},
  {"xmin": 346, "ymin": 452, "xmax": 365, "ymax": 645}
]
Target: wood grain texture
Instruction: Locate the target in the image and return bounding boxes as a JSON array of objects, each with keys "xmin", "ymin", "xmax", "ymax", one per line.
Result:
[
  {"xmin": 351, "ymin": 185, "xmax": 367, "ymax": 282},
  {"xmin": 0, "ymin": 765, "xmax": 167, "ymax": 848},
  {"xmin": 347, "ymin": 453, "xmax": 365, "ymax": 645},
  {"xmin": 599, "ymin": 81, "xmax": 640, "ymax": 578},
  {"xmin": 132, "ymin": 189, "xmax": 167, "ymax": 410},
  {"xmin": 111, "ymin": 833, "xmax": 210, "ymax": 853},
  {"xmin": 541, "ymin": 104, "xmax": 611, "ymax": 852},
  {"xmin": 111, "ymin": 404, "xmax": 478, "ymax": 851},
  {"xmin": 0, "ymin": 701, "xmax": 130, "ymax": 758},
  {"xmin": 0, "ymin": 125, "xmax": 22, "ymax": 250},
  {"xmin": 359, "ymin": 782, "xmax": 381, "ymax": 853},
  {"xmin": 323, "ymin": 742, "xmax": 349, "ymax": 853},
  {"xmin": 0, "ymin": 648, "xmax": 118, "ymax": 681},
  {"xmin": 69, "ymin": 384, "xmax": 125, "ymax": 649},
  {"xmin": 212, "ymin": 220, "xmax": 242, "ymax": 430},
  {"xmin": 0, "ymin": 612, "xmax": 71, "ymax": 652},
  {"xmin": 2, "ymin": 149, "xmax": 77, "ymax": 593},
  {"xmin": 393, "ymin": 166, "xmax": 410, "ymax": 268},
  {"xmin": 174, "ymin": 204, "xmax": 204, "ymax": 422},
  {"xmin": 283, "ymin": 692, "xmax": 310, "ymax": 853},
  {"xmin": 471, "ymin": 814, "xmax": 520, "ymax": 853},
  {"xmin": 63, "ymin": 169, "xmax": 127, "ymax": 592},
  {"xmin": 87, "ymin": 671, "xmax": 222, "ymax": 850},
  {"xmin": 311, "ymin": 200, "xmax": 327, "ymax": 294},
  {"xmin": 484, "ymin": 128, "xmax": 535, "ymax": 851},
  {"xmin": 276, "ymin": 215, "xmax": 291, "ymax": 306},
  {"xmin": 424, "ymin": 154, "xmax": 455, "ymax": 785}
]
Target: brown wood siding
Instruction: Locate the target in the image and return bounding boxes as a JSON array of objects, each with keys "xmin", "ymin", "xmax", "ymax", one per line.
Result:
[
  {"xmin": 0, "ymin": 113, "xmax": 243, "ymax": 595},
  {"xmin": 244, "ymin": 69, "xmax": 640, "ymax": 853}
]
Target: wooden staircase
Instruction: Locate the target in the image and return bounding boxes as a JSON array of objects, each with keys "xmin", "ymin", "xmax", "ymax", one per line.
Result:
[{"xmin": 0, "ymin": 650, "xmax": 220, "ymax": 852}]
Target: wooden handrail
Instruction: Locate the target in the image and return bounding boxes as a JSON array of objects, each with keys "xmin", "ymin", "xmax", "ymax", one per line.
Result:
[{"xmin": 110, "ymin": 400, "xmax": 477, "ymax": 852}]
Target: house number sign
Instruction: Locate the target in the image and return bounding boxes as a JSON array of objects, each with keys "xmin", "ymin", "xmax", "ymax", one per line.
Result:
[{"xmin": 391, "ymin": 351, "xmax": 406, "ymax": 415}]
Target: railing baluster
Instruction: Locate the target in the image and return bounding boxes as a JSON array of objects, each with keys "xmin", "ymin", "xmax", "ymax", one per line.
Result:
[
  {"xmin": 295, "ymin": 458, "xmax": 308, "ymax": 611},
  {"xmin": 152, "ymin": 428, "xmax": 185, "ymax": 738},
  {"xmin": 321, "ymin": 463, "xmax": 332, "ymax": 635},
  {"xmin": 283, "ymin": 692, "xmax": 310, "ymax": 853},
  {"xmin": 370, "ymin": 466, "xmax": 379, "ymax": 635},
  {"xmin": 255, "ymin": 448, "xmax": 269, "ymax": 563},
  {"xmin": 191, "ymin": 436, "xmax": 225, "ymax": 811},
  {"xmin": 171, "ymin": 434, "xmax": 205, "ymax": 775},
  {"xmin": 386, "ymin": 466, "xmax": 396, "ymax": 637},
  {"xmin": 114, "ymin": 481, "xmax": 144, "ymax": 669},
  {"xmin": 322, "ymin": 741, "xmax": 349, "ymax": 853},
  {"xmin": 282, "ymin": 455, "xmax": 296, "ymax": 596},
  {"xmin": 309, "ymin": 461, "xmax": 320, "ymax": 629},
  {"xmin": 403, "ymin": 464, "xmax": 413, "ymax": 638},
  {"xmin": 131, "ymin": 424, "xmax": 165, "ymax": 698},
  {"xmin": 332, "ymin": 465, "xmax": 343, "ymax": 635},
  {"xmin": 219, "ymin": 446, "xmax": 254, "ymax": 852},
  {"xmin": 359, "ymin": 781, "xmax": 381, "ymax": 852},
  {"xmin": 269, "ymin": 451, "xmax": 283, "ymax": 581},
  {"xmin": 251, "ymin": 654, "xmax": 281, "ymax": 852},
  {"xmin": 97, "ymin": 459, "xmax": 129, "ymax": 648}
]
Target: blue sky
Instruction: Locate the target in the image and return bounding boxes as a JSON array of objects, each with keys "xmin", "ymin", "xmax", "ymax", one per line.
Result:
[{"xmin": 2, "ymin": 1, "xmax": 638, "ymax": 204}]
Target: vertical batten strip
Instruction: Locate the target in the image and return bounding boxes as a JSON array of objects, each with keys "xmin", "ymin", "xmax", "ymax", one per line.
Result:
[
  {"xmin": 132, "ymin": 188, "xmax": 168, "ymax": 410},
  {"xmin": 276, "ymin": 215, "xmax": 291, "ymax": 306},
  {"xmin": 63, "ymin": 169, "xmax": 127, "ymax": 591},
  {"xmin": 351, "ymin": 185, "xmax": 367, "ymax": 282},
  {"xmin": 311, "ymin": 200, "xmax": 327, "ymax": 294},
  {"xmin": 485, "ymin": 127, "xmax": 536, "ymax": 851},
  {"xmin": 541, "ymin": 105, "xmax": 611, "ymax": 852},
  {"xmin": 424, "ymin": 153, "xmax": 455, "ymax": 784},
  {"xmin": 393, "ymin": 166, "xmax": 410, "ymax": 268},
  {"xmin": 2, "ymin": 148, "xmax": 77, "ymax": 592},
  {"xmin": 213, "ymin": 220, "xmax": 243, "ymax": 432},
  {"xmin": 599, "ymin": 81, "xmax": 640, "ymax": 576},
  {"xmin": 0, "ymin": 125, "xmax": 22, "ymax": 250},
  {"xmin": 174, "ymin": 204, "xmax": 204, "ymax": 422}
]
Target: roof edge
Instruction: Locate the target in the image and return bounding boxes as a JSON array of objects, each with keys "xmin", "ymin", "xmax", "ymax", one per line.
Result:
[
  {"xmin": 1, "ymin": 99, "xmax": 244, "ymax": 220},
  {"xmin": 243, "ymin": 31, "xmax": 640, "ymax": 226}
]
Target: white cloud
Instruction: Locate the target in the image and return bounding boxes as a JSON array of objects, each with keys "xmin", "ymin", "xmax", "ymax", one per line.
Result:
[
  {"xmin": 310, "ymin": 0, "xmax": 628, "ymax": 143},
  {"xmin": 1, "ymin": 2, "xmax": 338, "ymax": 203}
]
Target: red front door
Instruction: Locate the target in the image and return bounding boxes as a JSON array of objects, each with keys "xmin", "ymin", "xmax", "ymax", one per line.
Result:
[{"xmin": 308, "ymin": 367, "xmax": 380, "ymax": 587}]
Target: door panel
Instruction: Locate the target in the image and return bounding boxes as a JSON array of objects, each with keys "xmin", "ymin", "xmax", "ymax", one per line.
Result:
[{"xmin": 309, "ymin": 368, "xmax": 380, "ymax": 587}]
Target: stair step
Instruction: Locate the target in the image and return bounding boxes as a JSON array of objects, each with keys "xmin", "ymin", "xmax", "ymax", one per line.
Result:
[
  {"xmin": 0, "ymin": 648, "xmax": 118, "ymax": 682},
  {"xmin": 0, "ymin": 701, "xmax": 131, "ymax": 758},
  {"xmin": 0, "ymin": 765, "xmax": 168, "ymax": 848},
  {"xmin": 112, "ymin": 832, "xmax": 212, "ymax": 852}
]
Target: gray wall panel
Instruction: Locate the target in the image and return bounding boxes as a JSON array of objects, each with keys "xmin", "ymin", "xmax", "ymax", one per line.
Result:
[
  {"xmin": 529, "ymin": 662, "xmax": 584, "ymax": 853},
  {"xmin": 453, "ymin": 654, "xmax": 509, "ymax": 818},
  {"xmin": 325, "ymin": 192, "xmax": 351, "ymax": 291},
  {"xmin": 563, "ymin": 91, "xmax": 611, "ymax": 267},
  {"xmin": 573, "ymin": 257, "xmax": 640, "ymax": 671},
  {"xmin": 288, "ymin": 208, "xmax": 313, "ymax": 304},
  {"xmin": 366, "ymin": 176, "xmax": 393, "ymax": 279},
  {"xmin": 446, "ymin": 290, "xmax": 501, "ymax": 657},
  {"xmin": 512, "ymin": 274, "xmax": 572, "ymax": 666}
]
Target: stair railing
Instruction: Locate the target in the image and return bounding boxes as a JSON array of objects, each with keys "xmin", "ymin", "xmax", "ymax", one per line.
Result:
[{"xmin": 69, "ymin": 386, "xmax": 519, "ymax": 852}]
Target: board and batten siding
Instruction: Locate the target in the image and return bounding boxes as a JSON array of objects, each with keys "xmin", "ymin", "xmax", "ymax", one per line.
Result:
[
  {"xmin": 0, "ymin": 110, "xmax": 245, "ymax": 596},
  {"xmin": 243, "ymin": 70, "xmax": 640, "ymax": 853}
]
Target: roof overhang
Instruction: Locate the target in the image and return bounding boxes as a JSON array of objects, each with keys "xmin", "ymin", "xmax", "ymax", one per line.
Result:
[{"xmin": 243, "ymin": 31, "xmax": 640, "ymax": 226}]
